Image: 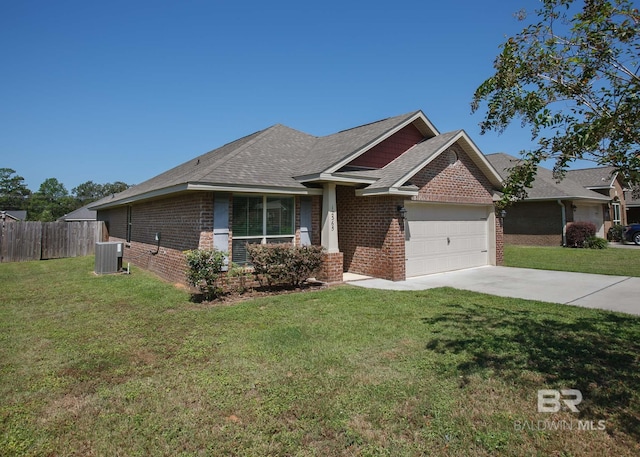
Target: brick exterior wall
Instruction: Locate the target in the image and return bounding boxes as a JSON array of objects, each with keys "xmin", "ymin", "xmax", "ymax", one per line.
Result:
[
  {"xmin": 316, "ymin": 252, "xmax": 344, "ymax": 283},
  {"xmin": 98, "ymin": 206, "xmax": 127, "ymax": 240},
  {"xmin": 495, "ymin": 215, "xmax": 504, "ymax": 265},
  {"xmin": 348, "ymin": 124, "xmax": 424, "ymax": 169},
  {"xmin": 503, "ymin": 201, "xmax": 564, "ymax": 246},
  {"xmin": 99, "ymin": 192, "xmax": 324, "ymax": 286},
  {"xmin": 591, "ymin": 179, "xmax": 627, "ymax": 234},
  {"xmin": 337, "ymin": 145, "xmax": 502, "ymax": 281},
  {"xmin": 411, "ymin": 145, "xmax": 494, "ymax": 204},
  {"xmin": 337, "ymin": 185, "xmax": 406, "ymax": 281},
  {"xmin": 99, "ymin": 193, "xmax": 214, "ymax": 285}
]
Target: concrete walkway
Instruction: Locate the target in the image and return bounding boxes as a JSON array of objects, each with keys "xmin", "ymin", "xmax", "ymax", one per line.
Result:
[{"xmin": 347, "ymin": 266, "xmax": 640, "ymax": 316}]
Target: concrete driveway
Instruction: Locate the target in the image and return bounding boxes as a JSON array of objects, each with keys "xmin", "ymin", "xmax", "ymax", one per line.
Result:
[{"xmin": 347, "ymin": 266, "xmax": 640, "ymax": 316}]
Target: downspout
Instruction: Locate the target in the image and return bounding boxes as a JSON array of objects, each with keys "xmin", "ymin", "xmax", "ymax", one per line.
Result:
[{"xmin": 557, "ymin": 200, "xmax": 566, "ymax": 246}]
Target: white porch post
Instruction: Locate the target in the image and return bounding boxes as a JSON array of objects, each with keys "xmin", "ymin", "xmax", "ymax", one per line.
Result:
[{"xmin": 321, "ymin": 182, "xmax": 339, "ymax": 253}]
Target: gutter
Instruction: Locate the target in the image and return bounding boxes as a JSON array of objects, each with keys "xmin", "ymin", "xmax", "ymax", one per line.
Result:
[{"xmin": 557, "ymin": 199, "xmax": 567, "ymax": 246}]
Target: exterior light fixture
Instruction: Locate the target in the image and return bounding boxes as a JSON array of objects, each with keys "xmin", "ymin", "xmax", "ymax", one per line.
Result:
[
  {"xmin": 397, "ymin": 205, "xmax": 407, "ymax": 219},
  {"xmin": 500, "ymin": 209, "xmax": 507, "ymax": 218}
]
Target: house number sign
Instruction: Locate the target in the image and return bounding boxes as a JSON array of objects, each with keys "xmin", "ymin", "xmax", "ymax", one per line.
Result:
[{"xmin": 331, "ymin": 205, "xmax": 335, "ymax": 231}]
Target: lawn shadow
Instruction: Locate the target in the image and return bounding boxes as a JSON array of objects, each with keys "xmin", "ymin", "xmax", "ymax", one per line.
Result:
[{"xmin": 421, "ymin": 297, "xmax": 640, "ymax": 438}]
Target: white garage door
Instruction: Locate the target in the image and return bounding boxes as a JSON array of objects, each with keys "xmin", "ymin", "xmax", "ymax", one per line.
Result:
[
  {"xmin": 573, "ymin": 204, "xmax": 605, "ymax": 238},
  {"xmin": 405, "ymin": 203, "xmax": 490, "ymax": 277}
]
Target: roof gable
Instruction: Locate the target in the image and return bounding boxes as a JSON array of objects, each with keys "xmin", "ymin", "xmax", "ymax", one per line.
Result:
[
  {"xmin": 309, "ymin": 111, "xmax": 439, "ymax": 175},
  {"xmin": 358, "ymin": 130, "xmax": 503, "ymax": 195}
]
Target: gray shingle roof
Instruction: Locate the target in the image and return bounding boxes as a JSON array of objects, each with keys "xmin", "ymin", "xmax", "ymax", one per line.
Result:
[
  {"xmin": 1, "ymin": 210, "xmax": 27, "ymax": 221},
  {"xmin": 566, "ymin": 167, "xmax": 617, "ymax": 188},
  {"xmin": 486, "ymin": 153, "xmax": 610, "ymax": 201},
  {"xmin": 58, "ymin": 204, "xmax": 97, "ymax": 221},
  {"xmin": 91, "ymin": 110, "xmax": 498, "ymax": 209}
]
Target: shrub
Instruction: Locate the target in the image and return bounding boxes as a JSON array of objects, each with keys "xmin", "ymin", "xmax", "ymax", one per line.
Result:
[
  {"xmin": 184, "ymin": 249, "xmax": 228, "ymax": 300},
  {"xmin": 584, "ymin": 236, "xmax": 608, "ymax": 249},
  {"xmin": 227, "ymin": 263, "xmax": 253, "ymax": 294},
  {"xmin": 566, "ymin": 221, "xmax": 596, "ymax": 247},
  {"xmin": 246, "ymin": 243, "xmax": 324, "ymax": 287},
  {"xmin": 607, "ymin": 224, "xmax": 624, "ymax": 242}
]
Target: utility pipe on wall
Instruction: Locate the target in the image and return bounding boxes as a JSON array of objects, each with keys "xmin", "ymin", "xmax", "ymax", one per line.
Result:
[{"xmin": 557, "ymin": 200, "xmax": 567, "ymax": 246}]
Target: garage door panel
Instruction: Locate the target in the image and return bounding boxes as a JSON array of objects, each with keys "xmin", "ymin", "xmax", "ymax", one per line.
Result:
[{"xmin": 405, "ymin": 203, "xmax": 490, "ymax": 277}]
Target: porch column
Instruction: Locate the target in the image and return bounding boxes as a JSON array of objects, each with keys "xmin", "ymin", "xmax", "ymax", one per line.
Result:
[{"xmin": 321, "ymin": 182, "xmax": 339, "ymax": 253}]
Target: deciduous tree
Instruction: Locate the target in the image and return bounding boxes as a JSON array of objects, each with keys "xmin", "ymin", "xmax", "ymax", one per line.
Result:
[{"xmin": 472, "ymin": 0, "xmax": 639, "ymax": 203}]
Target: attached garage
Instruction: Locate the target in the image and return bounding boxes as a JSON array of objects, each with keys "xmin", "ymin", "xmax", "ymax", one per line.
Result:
[
  {"xmin": 404, "ymin": 202, "xmax": 494, "ymax": 277},
  {"xmin": 573, "ymin": 203, "xmax": 605, "ymax": 238}
]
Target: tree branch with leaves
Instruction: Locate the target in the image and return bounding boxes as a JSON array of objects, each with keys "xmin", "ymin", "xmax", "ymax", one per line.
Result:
[{"xmin": 472, "ymin": 0, "xmax": 640, "ymax": 203}]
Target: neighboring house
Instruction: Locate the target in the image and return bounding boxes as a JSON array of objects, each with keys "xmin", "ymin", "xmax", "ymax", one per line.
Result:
[
  {"xmin": 566, "ymin": 167, "xmax": 627, "ymax": 234},
  {"xmin": 91, "ymin": 110, "xmax": 505, "ymax": 284},
  {"xmin": 487, "ymin": 153, "xmax": 612, "ymax": 246},
  {"xmin": 1, "ymin": 210, "xmax": 27, "ymax": 224},
  {"xmin": 58, "ymin": 204, "xmax": 97, "ymax": 222}
]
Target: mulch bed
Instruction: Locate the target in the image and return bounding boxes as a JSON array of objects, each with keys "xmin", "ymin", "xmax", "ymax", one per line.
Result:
[{"xmin": 189, "ymin": 281, "xmax": 329, "ymax": 307}]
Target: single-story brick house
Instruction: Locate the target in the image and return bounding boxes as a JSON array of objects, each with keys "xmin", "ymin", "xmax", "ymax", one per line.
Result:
[
  {"xmin": 486, "ymin": 153, "xmax": 619, "ymax": 246},
  {"xmin": 91, "ymin": 110, "xmax": 505, "ymax": 284}
]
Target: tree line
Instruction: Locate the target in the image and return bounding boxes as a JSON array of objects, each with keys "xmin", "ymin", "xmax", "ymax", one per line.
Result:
[{"xmin": 0, "ymin": 168, "xmax": 130, "ymax": 221}]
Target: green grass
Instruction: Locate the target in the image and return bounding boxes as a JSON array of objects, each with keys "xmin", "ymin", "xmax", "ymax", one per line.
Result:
[
  {"xmin": 2, "ymin": 257, "xmax": 640, "ymax": 456},
  {"xmin": 504, "ymin": 244, "xmax": 640, "ymax": 276}
]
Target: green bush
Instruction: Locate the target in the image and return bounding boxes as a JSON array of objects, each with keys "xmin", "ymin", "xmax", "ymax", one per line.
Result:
[
  {"xmin": 607, "ymin": 224, "xmax": 624, "ymax": 242},
  {"xmin": 246, "ymin": 243, "xmax": 324, "ymax": 287},
  {"xmin": 584, "ymin": 236, "xmax": 608, "ymax": 249},
  {"xmin": 184, "ymin": 249, "xmax": 228, "ymax": 300},
  {"xmin": 227, "ymin": 263, "xmax": 253, "ymax": 294},
  {"xmin": 566, "ymin": 221, "xmax": 596, "ymax": 247}
]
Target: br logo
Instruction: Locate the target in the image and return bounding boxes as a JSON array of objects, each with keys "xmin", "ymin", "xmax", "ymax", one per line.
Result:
[{"xmin": 537, "ymin": 389, "xmax": 582, "ymax": 413}]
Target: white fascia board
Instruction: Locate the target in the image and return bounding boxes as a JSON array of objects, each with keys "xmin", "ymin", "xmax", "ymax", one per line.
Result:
[
  {"xmin": 91, "ymin": 183, "xmax": 322, "ymax": 209},
  {"xmin": 570, "ymin": 196, "xmax": 613, "ymax": 203},
  {"xmin": 355, "ymin": 187, "xmax": 419, "ymax": 197},
  {"xmin": 295, "ymin": 173, "xmax": 378, "ymax": 185},
  {"xmin": 325, "ymin": 111, "xmax": 438, "ymax": 174},
  {"xmin": 187, "ymin": 183, "xmax": 323, "ymax": 195},
  {"xmin": 523, "ymin": 196, "xmax": 610, "ymax": 203},
  {"xmin": 90, "ymin": 184, "xmax": 191, "ymax": 209}
]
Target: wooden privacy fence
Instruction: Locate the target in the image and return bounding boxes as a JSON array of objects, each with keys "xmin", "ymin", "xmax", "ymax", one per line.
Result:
[{"xmin": 0, "ymin": 221, "xmax": 106, "ymax": 263}]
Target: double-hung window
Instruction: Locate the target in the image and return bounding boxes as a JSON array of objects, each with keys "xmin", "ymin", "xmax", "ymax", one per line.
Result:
[
  {"xmin": 232, "ymin": 195, "xmax": 295, "ymax": 264},
  {"xmin": 612, "ymin": 202, "xmax": 621, "ymax": 225}
]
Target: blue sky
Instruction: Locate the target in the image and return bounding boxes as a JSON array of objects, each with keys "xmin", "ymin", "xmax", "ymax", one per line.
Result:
[{"xmin": 2, "ymin": 0, "xmax": 549, "ymax": 192}]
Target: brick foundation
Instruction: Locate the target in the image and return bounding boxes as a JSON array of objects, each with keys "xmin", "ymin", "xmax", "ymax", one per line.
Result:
[{"xmin": 317, "ymin": 252, "xmax": 344, "ymax": 283}]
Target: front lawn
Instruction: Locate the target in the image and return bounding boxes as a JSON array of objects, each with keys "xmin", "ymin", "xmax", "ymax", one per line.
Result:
[
  {"xmin": 2, "ymin": 257, "xmax": 640, "ymax": 456},
  {"xmin": 504, "ymin": 244, "xmax": 640, "ymax": 276}
]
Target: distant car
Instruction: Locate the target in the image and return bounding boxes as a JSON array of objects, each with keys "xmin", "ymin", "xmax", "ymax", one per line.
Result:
[{"xmin": 623, "ymin": 223, "xmax": 640, "ymax": 245}]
